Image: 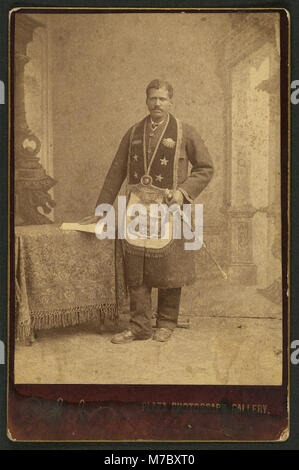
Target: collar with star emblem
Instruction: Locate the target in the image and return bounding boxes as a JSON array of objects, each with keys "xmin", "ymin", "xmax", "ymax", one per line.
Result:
[{"xmin": 128, "ymin": 113, "xmax": 182, "ymax": 190}]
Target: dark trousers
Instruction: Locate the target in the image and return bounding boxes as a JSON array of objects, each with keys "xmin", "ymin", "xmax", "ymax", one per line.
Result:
[{"xmin": 129, "ymin": 283, "xmax": 181, "ymax": 337}]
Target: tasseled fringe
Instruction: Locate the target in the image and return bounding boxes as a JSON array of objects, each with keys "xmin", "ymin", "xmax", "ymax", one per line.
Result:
[
  {"xmin": 123, "ymin": 240, "xmax": 176, "ymax": 258},
  {"xmin": 16, "ymin": 321, "xmax": 32, "ymax": 344},
  {"xmin": 16, "ymin": 303, "xmax": 118, "ymax": 343}
]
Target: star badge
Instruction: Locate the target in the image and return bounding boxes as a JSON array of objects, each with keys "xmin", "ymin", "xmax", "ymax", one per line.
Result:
[
  {"xmin": 155, "ymin": 174, "xmax": 164, "ymax": 182},
  {"xmin": 134, "ymin": 172, "xmax": 138, "ymax": 179},
  {"xmin": 132, "ymin": 154, "xmax": 139, "ymax": 161},
  {"xmin": 160, "ymin": 157, "xmax": 169, "ymax": 166}
]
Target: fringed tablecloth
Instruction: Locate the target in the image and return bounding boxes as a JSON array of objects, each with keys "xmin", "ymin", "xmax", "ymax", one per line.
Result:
[{"xmin": 14, "ymin": 225, "xmax": 129, "ymax": 343}]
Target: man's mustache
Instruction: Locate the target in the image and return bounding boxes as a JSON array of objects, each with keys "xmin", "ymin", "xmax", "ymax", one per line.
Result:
[{"xmin": 153, "ymin": 107, "xmax": 162, "ymax": 111}]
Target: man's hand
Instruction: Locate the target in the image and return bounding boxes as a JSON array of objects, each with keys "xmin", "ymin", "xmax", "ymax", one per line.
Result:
[
  {"xmin": 78, "ymin": 215, "xmax": 101, "ymax": 225},
  {"xmin": 165, "ymin": 189, "xmax": 184, "ymax": 206}
]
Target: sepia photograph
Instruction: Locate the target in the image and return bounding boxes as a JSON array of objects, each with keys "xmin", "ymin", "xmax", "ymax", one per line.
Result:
[{"xmin": 12, "ymin": 9, "xmax": 285, "ymax": 390}]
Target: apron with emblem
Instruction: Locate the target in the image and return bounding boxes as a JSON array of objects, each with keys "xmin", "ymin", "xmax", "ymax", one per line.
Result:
[{"xmin": 122, "ymin": 113, "xmax": 183, "ymax": 258}]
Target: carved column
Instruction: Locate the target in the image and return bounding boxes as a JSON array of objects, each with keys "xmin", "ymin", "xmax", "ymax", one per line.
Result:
[
  {"xmin": 14, "ymin": 15, "xmax": 56, "ymax": 225},
  {"xmin": 220, "ymin": 14, "xmax": 279, "ymax": 285}
]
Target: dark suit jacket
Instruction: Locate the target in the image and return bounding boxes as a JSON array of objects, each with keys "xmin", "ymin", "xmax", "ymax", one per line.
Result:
[
  {"xmin": 96, "ymin": 118, "xmax": 213, "ymax": 208},
  {"xmin": 95, "ymin": 116, "xmax": 214, "ymax": 288}
]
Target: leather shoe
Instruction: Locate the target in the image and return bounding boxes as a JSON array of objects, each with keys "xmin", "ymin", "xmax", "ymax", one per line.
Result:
[
  {"xmin": 153, "ymin": 328, "xmax": 173, "ymax": 342},
  {"xmin": 111, "ymin": 329, "xmax": 152, "ymax": 344}
]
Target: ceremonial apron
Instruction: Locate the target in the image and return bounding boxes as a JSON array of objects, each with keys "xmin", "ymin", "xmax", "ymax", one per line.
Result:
[
  {"xmin": 122, "ymin": 114, "xmax": 196, "ymax": 288},
  {"xmin": 124, "ymin": 113, "xmax": 182, "ymax": 256}
]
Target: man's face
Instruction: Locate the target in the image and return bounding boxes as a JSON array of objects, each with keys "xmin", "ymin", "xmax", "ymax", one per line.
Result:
[{"xmin": 146, "ymin": 87, "xmax": 172, "ymax": 122}]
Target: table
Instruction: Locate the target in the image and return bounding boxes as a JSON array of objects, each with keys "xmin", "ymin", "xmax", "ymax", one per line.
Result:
[{"xmin": 14, "ymin": 224, "xmax": 128, "ymax": 344}]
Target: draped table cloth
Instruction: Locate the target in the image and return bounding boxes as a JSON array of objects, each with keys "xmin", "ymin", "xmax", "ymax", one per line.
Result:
[{"xmin": 14, "ymin": 224, "xmax": 128, "ymax": 343}]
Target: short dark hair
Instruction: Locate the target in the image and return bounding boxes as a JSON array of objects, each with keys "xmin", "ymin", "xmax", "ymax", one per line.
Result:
[{"xmin": 146, "ymin": 79, "xmax": 173, "ymax": 99}]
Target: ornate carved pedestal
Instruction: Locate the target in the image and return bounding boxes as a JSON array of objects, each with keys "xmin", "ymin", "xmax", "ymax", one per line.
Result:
[
  {"xmin": 227, "ymin": 207, "xmax": 257, "ymax": 284},
  {"xmin": 14, "ymin": 15, "xmax": 56, "ymax": 225}
]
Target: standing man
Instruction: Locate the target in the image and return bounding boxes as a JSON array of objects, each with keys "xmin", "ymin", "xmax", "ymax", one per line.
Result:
[{"xmin": 81, "ymin": 79, "xmax": 213, "ymax": 343}]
